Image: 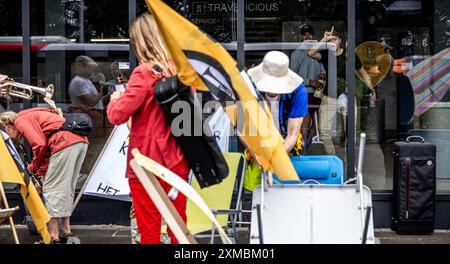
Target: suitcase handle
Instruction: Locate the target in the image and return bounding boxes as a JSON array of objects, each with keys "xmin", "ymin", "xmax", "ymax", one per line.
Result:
[
  {"xmin": 406, "ymin": 135, "xmax": 425, "ymax": 143},
  {"xmin": 302, "ymin": 179, "xmax": 321, "ymax": 185}
]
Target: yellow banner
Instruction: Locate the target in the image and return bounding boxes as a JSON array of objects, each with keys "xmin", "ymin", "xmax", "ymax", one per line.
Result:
[
  {"xmin": 145, "ymin": 0, "xmax": 298, "ymax": 181},
  {"xmin": 0, "ymin": 135, "xmax": 51, "ymax": 244}
]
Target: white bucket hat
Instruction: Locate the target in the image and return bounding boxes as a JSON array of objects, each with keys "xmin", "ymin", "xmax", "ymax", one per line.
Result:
[{"xmin": 247, "ymin": 51, "xmax": 303, "ymax": 94}]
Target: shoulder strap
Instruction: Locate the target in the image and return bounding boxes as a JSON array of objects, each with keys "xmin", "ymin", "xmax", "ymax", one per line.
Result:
[{"xmin": 46, "ymin": 113, "xmax": 65, "ymax": 139}]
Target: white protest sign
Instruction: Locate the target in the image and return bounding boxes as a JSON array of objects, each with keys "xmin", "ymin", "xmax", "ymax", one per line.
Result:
[
  {"xmin": 208, "ymin": 107, "xmax": 230, "ymax": 153},
  {"xmin": 83, "ymin": 124, "xmax": 131, "ymax": 202}
]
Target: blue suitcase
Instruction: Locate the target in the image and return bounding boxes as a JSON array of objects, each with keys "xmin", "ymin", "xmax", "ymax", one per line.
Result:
[{"xmin": 273, "ymin": 155, "xmax": 344, "ymax": 185}]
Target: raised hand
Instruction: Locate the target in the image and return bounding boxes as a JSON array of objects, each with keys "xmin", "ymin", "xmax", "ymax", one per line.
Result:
[{"xmin": 322, "ymin": 26, "xmax": 336, "ymax": 42}]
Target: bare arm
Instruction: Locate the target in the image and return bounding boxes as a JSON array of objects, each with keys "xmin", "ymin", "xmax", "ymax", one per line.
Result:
[
  {"xmin": 308, "ymin": 44, "xmax": 323, "ymax": 61},
  {"xmin": 357, "ymin": 67, "xmax": 373, "ymax": 91},
  {"xmin": 283, "ymin": 117, "xmax": 303, "ymax": 153},
  {"xmin": 76, "ymin": 86, "xmax": 104, "ymax": 107}
]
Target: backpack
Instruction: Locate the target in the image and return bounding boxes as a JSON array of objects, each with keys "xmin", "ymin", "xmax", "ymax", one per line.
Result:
[
  {"xmin": 154, "ymin": 75, "xmax": 229, "ymax": 188},
  {"xmin": 59, "ymin": 112, "xmax": 93, "ymax": 137}
]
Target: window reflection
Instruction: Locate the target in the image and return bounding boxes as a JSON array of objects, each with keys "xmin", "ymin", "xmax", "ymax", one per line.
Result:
[
  {"xmin": 138, "ymin": 0, "xmax": 237, "ymax": 43},
  {"xmin": 356, "ymin": 0, "xmax": 450, "ymax": 191},
  {"xmin": 0, "ymin": 0, "xmax": 448, "ymax": 193},
  {"xmin": 27, "ymin": 0, "xmax": 130, "ymax": 186}
]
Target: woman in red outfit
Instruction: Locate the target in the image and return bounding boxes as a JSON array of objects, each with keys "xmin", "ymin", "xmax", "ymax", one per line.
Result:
[{"xmin": 107, "ymin": 13, "xmax": 190, "ymax": 244}]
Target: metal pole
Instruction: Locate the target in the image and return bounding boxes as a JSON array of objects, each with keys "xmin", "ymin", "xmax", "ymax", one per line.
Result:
[
  {"xmin": 347, "ymin": 0, "xmax": 356, "ymax": 179},
  {"xmin": 236, "ymin": 0, "xmax": 245, "ymax": 67},
  {"xmin": 256, "ymin": 204, "xmax": 264, "ymax": 244},
  {"xmin": 362, "ymin": 206, "xmax": 372, "ymax": 244},
  {"xmin": 357, "ymin": 133, "xmax": 366, "ymax": 236},
  {"xmin": 129, "ymin": 0, "xmax": 137, "ymax": 71},
  {"xmin": 22, "ymin": 0, "xmax": 31, "ymax": 109},
  {"xmin": 357, "ymin": 133, "xmax": 366, "ymax": 182},
  {"xmin": 229, "ymin": 0, "xmax": 245, "ymax": 153},
  {"xmin": 233, "ymin": 154, "xmax": 245, "ymax": 228},
  {"xmin": 79, "ymin": 0, "xmax": 85, "ymax": 43}
]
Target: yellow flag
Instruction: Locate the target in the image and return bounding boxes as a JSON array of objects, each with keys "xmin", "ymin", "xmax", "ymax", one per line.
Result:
[
  {"xmin": 145, "ymin": 0, "xmax": 298, "ymax": 181},
  {"xmin": 0, "ymin": 131, "xmax": 51, "ymax": 244}
]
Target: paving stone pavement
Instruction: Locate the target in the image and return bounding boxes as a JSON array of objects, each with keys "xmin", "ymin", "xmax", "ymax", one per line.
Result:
[{"xmin": 1, "ymin": 225, "xmax": 450, "ymax": 244}]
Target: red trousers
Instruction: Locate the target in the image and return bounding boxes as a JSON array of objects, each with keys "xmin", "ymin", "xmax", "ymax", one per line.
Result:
[{"xmin": 129, "ymin": 168, "xmax": 189, "ymax": 244}]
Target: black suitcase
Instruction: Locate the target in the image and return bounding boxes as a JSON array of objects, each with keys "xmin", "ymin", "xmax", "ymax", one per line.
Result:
[
  {"xmin": 154, "ymin": 75, "xmax": 229, "ymax": 188},
  {"xmin": 392, "ymin": 135, "xmax": 436, "ymax": 234}
]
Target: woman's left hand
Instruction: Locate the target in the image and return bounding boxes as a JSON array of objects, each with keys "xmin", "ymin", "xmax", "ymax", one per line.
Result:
[{"xmin": 110, "ymin": 91, "xmax": 122, "ymax": 101}]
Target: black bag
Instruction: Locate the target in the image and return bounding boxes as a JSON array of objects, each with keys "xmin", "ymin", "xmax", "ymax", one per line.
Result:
[
  {"xmin": 154, "ymin": 75, "xmax": 229, "ymax": 188},
  {"xmin": 392, "ymin": 135, "xmax": 436, "ymax": 234},
  {"xmin": 59, "ymin": 112, "xmax": 93, "ymax": 136}
]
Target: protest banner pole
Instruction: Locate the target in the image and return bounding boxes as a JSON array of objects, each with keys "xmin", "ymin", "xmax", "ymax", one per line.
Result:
[
  {"xmin": 130, "ymin": 159, "xmax": 197, "ymax": 244},
  {"xmin": 131, "ymin": 149, "xmax": 232, "ymax": 244}
]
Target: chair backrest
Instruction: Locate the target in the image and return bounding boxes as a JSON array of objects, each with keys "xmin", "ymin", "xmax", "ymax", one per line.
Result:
[
  {"xmin": 186, "ymin": 152, "xmax": 244, "ymax": 235},
  {"xmin": 0, "ymin": 207, "xmax": 19, "ymax": 225}
]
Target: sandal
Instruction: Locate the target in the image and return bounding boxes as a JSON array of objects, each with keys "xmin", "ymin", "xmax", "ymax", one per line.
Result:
[
  {"xmin": 35, "ymin": 238, "xmax": 62, "ymax": 244},
  {"xmin": 59, "ymin": 232, "xmax": 74, "ymax": 243}
]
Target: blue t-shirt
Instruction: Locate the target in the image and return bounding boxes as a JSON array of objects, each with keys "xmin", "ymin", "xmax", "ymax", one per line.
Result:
[{"xmin": 279, "ymin": 83, "xmax": 308, "ymax": 136}]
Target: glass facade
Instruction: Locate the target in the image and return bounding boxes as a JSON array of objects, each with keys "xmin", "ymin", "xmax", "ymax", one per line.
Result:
[
  {"xmin": 27, "ymin": 0, "xmax": 130, "ymax": 187},
  {"xmin": 355, "ymin": 0, "xmax": 450, "ymax": 191},
  {"xmin": 1, "ymin": 0, "xmax": 449, "ymax": 196},
  {"xmin": 244, "ymin": 0, "xmax": 349, "ymax": 177},
  {"xmin": 0, "ymin": 1, "xmax": 22, "ymax": 99},
  {"xmin": 137, "ymin": 0, "xmax": 237, "ymax": 42}
]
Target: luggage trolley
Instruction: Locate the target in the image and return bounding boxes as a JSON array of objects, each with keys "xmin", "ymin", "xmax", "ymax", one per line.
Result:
[{"xmin": 250, "ymin": 133, "xmax": 375, "ymax": 244}]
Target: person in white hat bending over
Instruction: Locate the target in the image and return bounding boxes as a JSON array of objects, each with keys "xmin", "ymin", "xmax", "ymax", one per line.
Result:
[{"xmin": 248, "ymin": 51, "xmax": 308, "ymax": 155}]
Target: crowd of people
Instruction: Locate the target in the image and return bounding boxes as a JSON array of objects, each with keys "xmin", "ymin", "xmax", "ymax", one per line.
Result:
[{"xmin": 0, "ymin": 14, "xmax": 377, "ymax": 244}]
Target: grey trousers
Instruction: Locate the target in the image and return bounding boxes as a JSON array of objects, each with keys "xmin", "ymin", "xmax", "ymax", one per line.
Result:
[{"xmin": 43, "ymin": 142, "xmax": 88, "ymax": 218}]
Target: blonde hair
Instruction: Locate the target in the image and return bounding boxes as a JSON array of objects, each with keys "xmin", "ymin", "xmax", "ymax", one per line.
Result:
[
  {"xmin": 130, "ymin": 13, "xmax": 176, "ymax": 77},
  {"xmin": 0, "ymin": 111, "xmax": 17, "ymax": 127}
]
